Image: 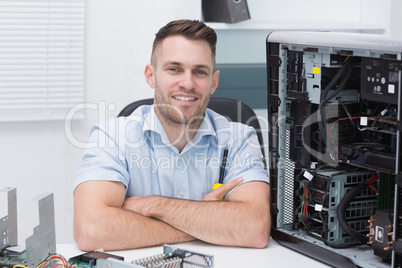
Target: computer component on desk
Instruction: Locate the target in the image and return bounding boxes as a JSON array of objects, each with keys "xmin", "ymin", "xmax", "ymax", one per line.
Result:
[
  {"xmin": 72, "ymin": 245, "xmax": 213, "ymax": 268},
  {"xmin": 0, "ymin": 187, "xmax": 56, "ymax": 268},
  {"xmin": 267, "ymin": 31, "xmax": 402, "ymax": 268},
  {"xmin": 68, "ymin": 251, "xmax": 124, "ymax": 268},
  {"xmin": 132, "ymin": 244, "xmax": 213, "ymax": 268}
]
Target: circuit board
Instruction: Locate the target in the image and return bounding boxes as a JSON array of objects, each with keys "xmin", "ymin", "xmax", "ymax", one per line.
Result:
[
  {"xmin": 68, "ymin": 251, "xmax": 125, "ymax": 268},
  {"xmin": 0, "ymin": 255, "xmax": 27, "ymax": 268},
  {"xmin": 0, "ymin": 249, "xmax": 27, "ymax": 268}
]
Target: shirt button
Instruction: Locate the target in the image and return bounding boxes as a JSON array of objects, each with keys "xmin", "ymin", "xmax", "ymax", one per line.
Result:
[{"xmin": 179, "ymin": 191, "xmax": 184, "ymax": 197}]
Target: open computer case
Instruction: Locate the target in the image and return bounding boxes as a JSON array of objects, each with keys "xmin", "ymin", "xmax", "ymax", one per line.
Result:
[{"xmin": 266, "ymin": 31, "xmax": 402, "ymax": 267}]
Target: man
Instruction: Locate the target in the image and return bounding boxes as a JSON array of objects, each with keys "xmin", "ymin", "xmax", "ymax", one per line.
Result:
[{"xmin": 73, "ymin": 19, "xmax": 270, "ymax": 251}]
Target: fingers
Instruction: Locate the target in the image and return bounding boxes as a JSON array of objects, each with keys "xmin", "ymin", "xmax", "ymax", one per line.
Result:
[
  {"xmin": 203, "ymin": 177, "xmax": 244, "ymax": 201},
  {"xmin": 214, "ymin": 177, "xmax": 243, "ymax": 196}
]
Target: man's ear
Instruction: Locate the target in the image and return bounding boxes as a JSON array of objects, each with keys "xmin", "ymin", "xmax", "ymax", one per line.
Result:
[
  {"xmin": 144, "ymin": 64, "xmax": 155, "ymax": 88},
  {"xmin": 210, "ymin": 69, "xmax": 220, "ymax": 95}
]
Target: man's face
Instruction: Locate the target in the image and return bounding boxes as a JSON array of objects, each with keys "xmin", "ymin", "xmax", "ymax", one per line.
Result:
[{"xmin": 145, "ymin": 35, "xmax": 219, "ymax": 127}]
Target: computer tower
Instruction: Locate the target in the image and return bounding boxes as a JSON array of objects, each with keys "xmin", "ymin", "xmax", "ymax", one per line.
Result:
[{"xmin": 267, "ymin": 31, "xmax": 402, "ymax": 267}]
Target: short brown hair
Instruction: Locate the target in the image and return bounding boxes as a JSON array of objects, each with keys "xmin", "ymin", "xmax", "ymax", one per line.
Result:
[{"xmin": 151, "ymin": 20, "xmax": 217, "ymax": 67}]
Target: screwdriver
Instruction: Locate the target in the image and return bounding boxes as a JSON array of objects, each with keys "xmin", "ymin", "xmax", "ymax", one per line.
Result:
[{"xmin": 212, "ymin": 146, "xmax": 228, "ymax": 199}]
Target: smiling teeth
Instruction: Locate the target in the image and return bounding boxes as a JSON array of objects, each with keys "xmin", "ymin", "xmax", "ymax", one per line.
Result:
[{"xmin": 173, "ymin": 96, "xmax": 196, "ymax": 101}]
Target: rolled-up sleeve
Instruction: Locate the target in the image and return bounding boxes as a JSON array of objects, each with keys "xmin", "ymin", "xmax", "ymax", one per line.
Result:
[
  {"xmin": 73, "ymin": 123, "xmax": 130, "ymax": 192},
  {"xmin": 223, "ymin": 124, "xmax": 269, "ymax": 197}
]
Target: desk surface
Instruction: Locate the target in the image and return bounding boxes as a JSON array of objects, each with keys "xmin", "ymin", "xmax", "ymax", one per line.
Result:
[{"xmin": 57, "ymin": 238, "xmax": 330, "ymax": 267}]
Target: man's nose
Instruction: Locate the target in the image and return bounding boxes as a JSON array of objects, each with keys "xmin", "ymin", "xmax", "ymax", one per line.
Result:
[{"xmin": 178, "ymin": 71, "xmax": 195, "ymax": 90}]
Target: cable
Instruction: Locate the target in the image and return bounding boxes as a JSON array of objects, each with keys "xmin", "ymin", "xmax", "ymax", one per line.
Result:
[
  {"xmin": 11, "ymin": 253, "xmax": 70, "ymax": 268},
  {"xmin": 336, "ymin": 174, "xmax": 379, "ymax": 245},
  {"xmin": 336, "ymin": 181, "xmax": 369, "ymax": 244},
  {"xmin": 318, "ymin": 57, "xmax": 353, "ymax": 140},
  {"xmin": 368, "ymin": 185, "xmax": 379, "ymax": 195},
  {"xmin": 321, "ymin": 56, "xmax": 353, "ymax": 101},
  {"xmin": 339, "ymin": 101, "xmax": 357, "ymax": 130},
  {"xmin": 367, "ymin": 173, "xmax": 380, "ymax": 185},
  {"xmin": 317, "ymin": 57, "xmax": 357, "ymax": 151},
  {"xmin": 319, "ymin": 211, "xmax": 362, "ymax": 249},
  {"xmin": 319, "ymin": 59, "xmax": 356, "ymax": 139},
  {"xmin": 36, "ymin": 254, "xmax": 69, "ymax": 268}
]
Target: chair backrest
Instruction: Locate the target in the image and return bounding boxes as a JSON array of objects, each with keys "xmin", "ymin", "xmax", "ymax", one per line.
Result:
[{"xmin": 118, "ymin": 97, "xmax": 266, "ymax": 167}]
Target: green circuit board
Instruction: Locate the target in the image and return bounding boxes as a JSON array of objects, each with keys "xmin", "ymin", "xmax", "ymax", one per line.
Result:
[{"xmin": 0, "ymin": 252, "xmax": 27, "ymax": 268}]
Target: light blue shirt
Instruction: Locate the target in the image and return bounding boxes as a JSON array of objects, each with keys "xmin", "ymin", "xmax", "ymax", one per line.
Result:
[{"xmin": 74, "ymin": 105, "xmax": 269, "ymax": 200}]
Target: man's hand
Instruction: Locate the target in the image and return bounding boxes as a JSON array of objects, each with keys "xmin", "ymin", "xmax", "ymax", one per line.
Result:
[{"xmin": 202, "ymin": 177, "xmax": 243, "ymax": 201}]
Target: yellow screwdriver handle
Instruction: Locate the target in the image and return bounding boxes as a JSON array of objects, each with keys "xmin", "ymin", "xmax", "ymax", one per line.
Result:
[
  {"xmin": 212, "ymin": 183, "xmax": 224, "ymax": 200},
  {"xmin": 212, "ymin": 183, "xmax": 222, "ymax": 191}
]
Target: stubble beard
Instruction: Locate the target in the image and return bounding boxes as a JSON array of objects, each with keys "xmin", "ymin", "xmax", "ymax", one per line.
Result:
[{"xmin": 154, "ymin": 83, "xmax": 210, "ymax": 128}]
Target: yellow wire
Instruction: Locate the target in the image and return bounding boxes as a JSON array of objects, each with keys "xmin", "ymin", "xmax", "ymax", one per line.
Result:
[
  {"xmin": 13, "ymin": 265, "xmax": 28, "ymax": 268},
  {"xmin": 11, "ymin": 254, "xmax": 67, "ymax": 268},
  {"xmin": 36, "ymin": 261, "xmax": 45, "ymax": 268},
  {"xmin": 36, "ymin": 256, "xmax": 66, "ymax": 268},
  {"xmin": 53, "ymin": 257, "xmax": 66, "ymax": 268}
]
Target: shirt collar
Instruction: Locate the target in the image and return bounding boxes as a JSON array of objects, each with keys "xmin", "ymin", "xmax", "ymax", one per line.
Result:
[
  {"xmin": 191, "ymin": 109, "xmax": 216, "ymax": 144},
  {"xmin": 142, "ymin": 105, "xmax": 169, "ymax": 144},
  {"xmin": 142, "ymin": 105, "xmax": 217, "ymax": 147}
]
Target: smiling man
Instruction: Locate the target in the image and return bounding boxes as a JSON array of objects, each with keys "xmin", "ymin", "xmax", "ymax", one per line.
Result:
[
  {"xmin": 73, "ymin": 19, "xmax": 270, "ymax": 251},
  {"xmin": 146, "ymin": 32, "xmax": 219, "ymax": 152}
]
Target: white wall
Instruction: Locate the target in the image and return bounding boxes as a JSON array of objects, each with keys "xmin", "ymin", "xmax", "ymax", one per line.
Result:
[
  {"xmin": 388, "ymin": 0, "xmax": 402, "ymax": 38},
  {"xmin": 214, "ymin": 0, "xmax": 389, "ymax": 64},
  {"xmin": 0, "ymin": 0, "xmax": 394, "ymax": 245}
]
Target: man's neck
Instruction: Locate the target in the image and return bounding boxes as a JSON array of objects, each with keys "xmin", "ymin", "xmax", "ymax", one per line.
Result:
[{"xmin": 160, "ymin": 118, "xmax": 202, "ymax": 153}]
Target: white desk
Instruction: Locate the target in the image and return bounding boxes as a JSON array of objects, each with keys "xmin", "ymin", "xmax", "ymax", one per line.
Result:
[{"xmin": 57, "ymin": 238, "xmax": 330, "ymax": 267}]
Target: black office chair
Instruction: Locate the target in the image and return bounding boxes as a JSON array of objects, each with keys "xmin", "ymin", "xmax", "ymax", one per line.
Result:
[{"xmin": 118, "ymin": 97, "xmax": 266, "ymax": 167}]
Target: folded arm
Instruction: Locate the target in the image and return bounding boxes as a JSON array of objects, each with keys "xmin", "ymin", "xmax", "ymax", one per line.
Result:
[
  {"xmin": 123, "ymin": 178, "xmax": 271, "ymax": 248},
  {"xmin": 73, "ymin": 180, "xmax": 195, "ymax": 251}
]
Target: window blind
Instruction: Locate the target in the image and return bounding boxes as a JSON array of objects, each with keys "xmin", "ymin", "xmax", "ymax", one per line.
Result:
[{"xmin": 0, "ymin": 0, "xmax": 85, "ymax": 122}]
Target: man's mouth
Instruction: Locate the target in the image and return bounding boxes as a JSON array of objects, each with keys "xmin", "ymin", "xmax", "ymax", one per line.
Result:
[{"xmin": 172, "ymin": 96, "xmax": 197, "ymax": 101}]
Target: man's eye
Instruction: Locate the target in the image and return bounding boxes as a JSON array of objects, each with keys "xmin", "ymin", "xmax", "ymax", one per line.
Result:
[
  {"xmin": 168, "ymin": 67, "xmax": 178, "ymax": 72},
  {"xmin": 196, "ymin": 70, "xmax": 207, "ymax": 75}
]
